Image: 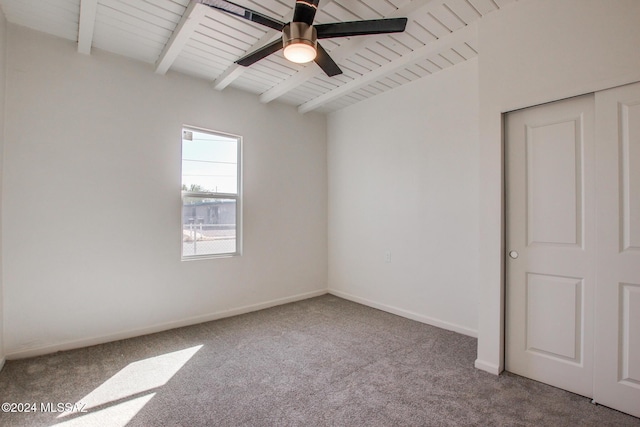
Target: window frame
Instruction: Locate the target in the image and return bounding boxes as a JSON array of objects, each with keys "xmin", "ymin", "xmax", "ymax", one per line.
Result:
[{"xmin": 181, "ymin": 125, "xmax": 242, "ymax": 260}]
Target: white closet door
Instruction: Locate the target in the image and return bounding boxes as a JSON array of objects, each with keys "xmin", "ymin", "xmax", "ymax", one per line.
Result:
[
  {"xmin": 594, "ymin": 82, "xmax": 640, "ymax": 418},
  {"xmin": 505, "ymin": 94, "xmax": 596, "ymax": 397}
]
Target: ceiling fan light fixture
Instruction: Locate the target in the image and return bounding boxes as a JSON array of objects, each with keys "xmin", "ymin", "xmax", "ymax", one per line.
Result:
[
  {"xmin": 283, "ymin": 42, "xmax": 316, "ymax": 63},
  {"xmin": 282, "ymin": 22, "xmax": 317, "ymax": 64}
]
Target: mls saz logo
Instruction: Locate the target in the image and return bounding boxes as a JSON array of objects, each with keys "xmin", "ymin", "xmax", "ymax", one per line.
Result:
[{"xmin": 41, "ymin": 402, "xmax": 88, "ymax": 413}]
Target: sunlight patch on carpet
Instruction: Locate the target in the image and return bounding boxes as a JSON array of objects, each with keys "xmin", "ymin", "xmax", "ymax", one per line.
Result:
[{"xmin": 53, "ymin": 345, "xmax": 202, "ymax": 425}]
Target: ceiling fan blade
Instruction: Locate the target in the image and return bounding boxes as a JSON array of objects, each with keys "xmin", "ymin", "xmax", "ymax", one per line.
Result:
[
  {"xmin": 236, "ymin": 38, "xmax": 284, "ymax": 66},
  {"xmin": 292, "ymin": 0, "xmax": 320, "ymax": 25},
  {"xmin": 197, "ymin": 0, "xmax": 286, "ymax": 31},
  {"xmin": 314, "ymin": 43, "xmax": 342, "ymax": 77},
  {"xmin": 316, "ymin": 18, "xmax": 408, "ymax": 39}
]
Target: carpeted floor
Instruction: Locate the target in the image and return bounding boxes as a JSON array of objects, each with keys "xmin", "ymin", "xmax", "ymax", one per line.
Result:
[{"xmin": 0, "ymin": 295, "xmax": 638, "ymax": 426}]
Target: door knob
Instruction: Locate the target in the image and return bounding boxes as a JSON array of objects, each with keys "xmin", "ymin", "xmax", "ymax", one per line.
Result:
[{"xmin": 509, "ymin": 250, "xmax": 519, "ymax": 259}]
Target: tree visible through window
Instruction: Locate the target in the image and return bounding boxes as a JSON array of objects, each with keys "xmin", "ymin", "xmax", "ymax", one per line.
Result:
[{"xmin": 181, "ymin": 127, "xmax": 241, "ymax": 259}]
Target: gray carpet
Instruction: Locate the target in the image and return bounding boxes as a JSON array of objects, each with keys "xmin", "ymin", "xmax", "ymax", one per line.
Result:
[{"xmin": 0, "ymin": 295, "xmax": 638, "ymax": 426}]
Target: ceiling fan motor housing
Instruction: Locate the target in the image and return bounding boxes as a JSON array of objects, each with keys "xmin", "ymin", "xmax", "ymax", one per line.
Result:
[{"xmin": 283, "ymin": 22, "xmax": 317, "ymax": 52}]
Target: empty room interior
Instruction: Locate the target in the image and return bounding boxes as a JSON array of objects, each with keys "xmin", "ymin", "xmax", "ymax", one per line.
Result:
[{"xmin": 0, "ymin": 0, "xmax": 639, "ymax": 425}]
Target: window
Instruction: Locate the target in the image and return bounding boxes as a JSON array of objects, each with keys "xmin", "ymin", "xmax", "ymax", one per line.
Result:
[{"xmin": 181, "ymin": 127, "xmax": 241, "ymax": 259}]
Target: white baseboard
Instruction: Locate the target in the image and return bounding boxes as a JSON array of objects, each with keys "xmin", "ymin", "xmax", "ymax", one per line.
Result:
[
  {"xmin": 328, "ymin": 288, "xmax": 478, "ymax": 338},
  {"xmin": 6, "ymin": 289, "xmax": 328, "ymax": 360},
  {"xmin": 474, "ymin": 359, "xmax": 502, "ymax": 375}
]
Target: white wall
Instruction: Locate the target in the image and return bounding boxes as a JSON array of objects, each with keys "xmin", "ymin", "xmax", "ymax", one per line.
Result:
[
  {"xmin": 476, "ymin": 0, "xmax": 640, "ymax": 374},
  {"xmin": 0, "ymin": 9, "xmax": 6, "ymax": 369},
  {"xmin": 2, "ymin": 25, "xmax": 328, "ymax": 358},
  {"xmin": 327, "ymin": 58, "xmax": 479, "ymax": 336}
]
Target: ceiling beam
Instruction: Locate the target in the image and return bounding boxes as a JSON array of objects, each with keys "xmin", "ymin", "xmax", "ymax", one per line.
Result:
[
  {"xmin": 259, "ymin": 0, "xmax": 434, "ymax": 104},
  {"xmin": 212, "ymin": 32, "xmax": 282, "ymax": 90},
  {"xmin": 212, "ymin": 64, "xmax": 245, "ymax": 90},
  {"xmin": 77, "ymin": 0, "xmax": 98, "ymax": 55},
  {"xmin": 213, "ymin": 0, "xmax": 337, "ymax": 91},
  {"xmin": 156, "ymin": 2, "xmax": 208, "ymax": 75},
  {"xmin": 298, "ymin": 21, "xmax": 477, "ymax": 114}
]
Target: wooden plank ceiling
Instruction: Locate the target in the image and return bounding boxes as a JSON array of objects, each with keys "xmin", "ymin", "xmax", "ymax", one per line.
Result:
[{"xmin": 0, "ymin": 0, "xmax": 516, "ymax": 113}]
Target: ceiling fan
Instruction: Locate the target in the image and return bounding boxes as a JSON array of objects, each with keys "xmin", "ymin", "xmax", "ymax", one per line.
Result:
[{"xmin": 196, "ymin": 0, "xmax": 408, "ymax": 76}]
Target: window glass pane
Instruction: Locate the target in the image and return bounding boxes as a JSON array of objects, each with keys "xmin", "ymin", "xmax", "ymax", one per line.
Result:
[
  {"xmin": 182, "ymin": 197, "xmax": 236, "ymax": 257},
  {"xmin": 182, "ymin": 129, "xmax": 238, "ymax": 194}
]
